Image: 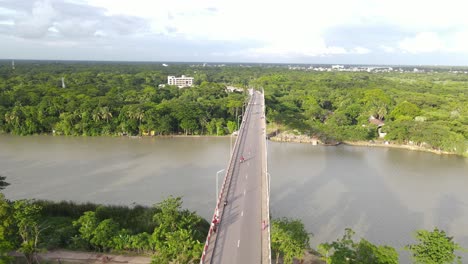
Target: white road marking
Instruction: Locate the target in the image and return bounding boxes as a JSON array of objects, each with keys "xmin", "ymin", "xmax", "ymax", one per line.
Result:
[
  {"xmin": 246, "ymin": 174, "xmax": 248, "ymax": 179},
  {"xmin": 244, "ymin": 189, "xmax": 246, "ymax": 196},
  {"xmin": 237, "ymin": 240, "xmax": 240, "ymax": 247},
  {"xmin": 241, "ymin": 211, "xmax": 244, "ymax": 216}
]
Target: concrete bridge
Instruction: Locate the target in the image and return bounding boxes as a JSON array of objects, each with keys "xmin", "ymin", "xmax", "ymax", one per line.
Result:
[{"xmin": 200, "ymin": 89, "xmax": 271, "ymax": 264}]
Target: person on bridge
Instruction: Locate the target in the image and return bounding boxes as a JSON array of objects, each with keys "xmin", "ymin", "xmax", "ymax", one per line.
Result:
[
  {"xmin": 240, "ymin": 155, "xmax": 245, "ymax": 163},
  {"xmin": 212, "ymin": 217, "xmax": 219, "ymax": 233}
]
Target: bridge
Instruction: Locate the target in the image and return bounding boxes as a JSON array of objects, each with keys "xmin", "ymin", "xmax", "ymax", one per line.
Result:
[{"xmin": 200, "ymin": 89, "xmax": 271, "ymax": 264}]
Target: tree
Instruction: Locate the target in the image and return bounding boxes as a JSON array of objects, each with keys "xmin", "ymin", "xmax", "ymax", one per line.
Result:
[
  {"xmin": 406, "ymin": 228, "xmax": 462, "ymax": 264},
  {"xmin": 13, "ymin": 200, "xmax": 45, "ymax": 264},
  {"xmin": 206, "ymin": 119, "xmax": 216, "ymax": 135},
  {"xmin": 389, "ymin": 101, "xmax": 421, "ymax": 121},
  {"xmin": 113, "ymin": 229, "xmax": 132, "ymax": 251},
  {"xmin": 73, "ymin": 211, "xmax": 98, "ymax": 249},
  {"xmin": 318, "ymin": 228, "xmax": 356, "ymax": 264},
  {"xmin": 0, "ymin": 175, "xmax": 9, "ymax": 191},
  {"xmin": 99, "ymin": 106, "xmax": 113, "ymax": 123},
  {"xmin": 150, "ymin": 196, "xmax": 206, "ymax": 263},
  {"xmin": 91, "ymin": 109, "xmax": 101, "ymax": 123},
  {"xmin": 271, "ymin": 218, "xmax": 310, "ymax": 264},
  {"xmin": 0, "ymin": 194, "xmax": 14, "ymax": 263},
  {"xmin": 227, "ymin": 120, "xmax": 237, "ymax": 134},
  {"xmin": 226, "ymin": 94, "xmax": 244, "ymax": 121},
  {"xmin": 215, "ymin": 118, "xmax": 225, "ymax": 136},
  {"xmin": 319, "ymin": 228, "xmax": 398, "ymax": 264},
  {"xmin": 90, "ymin": 219, "xmax": 119, "ymax": 252},
  {"xmin": 152, "ymin": 229, "xmax": 202, "ymax": 264},
  {"xmin": 130, "ymin": 232, "xmax": 151, "ymax": 253},
  {"xmin": 355, "ymin": 239, "xmax": 399, "ymax": 264},
  {"xmin": 362, "ymin": 89, "xmax": 393, "ymax": 120},
  {"xmin": 126, "ymin": 105, "xmax": 145, "ymax": 133}
]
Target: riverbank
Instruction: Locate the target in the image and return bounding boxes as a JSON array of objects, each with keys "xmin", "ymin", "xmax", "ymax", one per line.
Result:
[
  {"xmin": 11, "ymin": 250, "xmax": 151, "ymax": 264},
  {"xmin": 11, "ymin": 250, "xmax": 324, "ymax": 264},
  {"xmin": 269, "ymin": 132, "xmax": 465, "ymax": 157},
  {"xmin": 341, "ymin": 140, "xmax": 462, "ymax": 156}
]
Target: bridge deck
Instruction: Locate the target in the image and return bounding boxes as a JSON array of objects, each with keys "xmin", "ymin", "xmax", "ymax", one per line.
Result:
[{"xmin": 202, "ymin": 90, "xmax": 270, "ymax": 264}]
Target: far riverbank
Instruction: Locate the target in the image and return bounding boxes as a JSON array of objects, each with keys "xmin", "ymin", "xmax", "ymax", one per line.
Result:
[
  {"xmin": 269, "ymin": 132, "xmax": 466, "ymax": 157},
  {"xmin": 341, "ymin": 140, "xmax": 462, "ymax": 156}
]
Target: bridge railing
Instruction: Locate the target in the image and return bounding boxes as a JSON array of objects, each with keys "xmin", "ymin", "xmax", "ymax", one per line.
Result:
[
  {"xmin": 200, "ymin": 91, "xmax": 255, "ymax": 264},
  {"xmin": 262, "ymin": 91, "xmax": 272, "ymax": 264}
]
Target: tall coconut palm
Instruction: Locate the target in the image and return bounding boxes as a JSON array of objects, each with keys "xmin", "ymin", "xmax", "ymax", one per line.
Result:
[
  {"xmin": 99, "ymin": 106, "xmax": 112, "ymax": 123},
  {"xmin": 92, "ymin": 109, "xmax": 101, "ymax": 123},
  {"xmin": 133, "ymin": 108, "xmax": 145, "ymax": 126}
]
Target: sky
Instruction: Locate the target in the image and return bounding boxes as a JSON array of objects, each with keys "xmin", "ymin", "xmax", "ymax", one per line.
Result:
[{"xmin": 1, "ymin": 0, "xmax": 468, "ymax": 65}]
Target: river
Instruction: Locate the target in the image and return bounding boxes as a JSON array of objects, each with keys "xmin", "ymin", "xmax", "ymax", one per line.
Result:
[{"xmin": 1, "ymin": 135, "xmax": 467, "ymax": 261}]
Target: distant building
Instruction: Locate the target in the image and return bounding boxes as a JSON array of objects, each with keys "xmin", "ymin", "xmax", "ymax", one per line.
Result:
[
  {"xmin": 369, "ymin": 116, "xmax": 387, "ymax": 138},
  {"xmin": 226, "ymin": 86, "xmax": 244, "ymax": 93},
  {"xmin": 167, "ymin": 75, "xmax": 194, "ymax": 88}
]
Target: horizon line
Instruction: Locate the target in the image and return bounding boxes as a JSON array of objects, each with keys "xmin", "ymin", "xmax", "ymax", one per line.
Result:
[{"xmin": 1, "ymin": 58, "xmax": 468, "ymax": 68}]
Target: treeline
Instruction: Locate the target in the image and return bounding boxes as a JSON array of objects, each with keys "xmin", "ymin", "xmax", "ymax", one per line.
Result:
[
  {"xmin": 0, "ymin": 62, "xmax": 250, "ymax": 136},
  {"xmin": 271, "ymin": 217, "xmax": 464, "ymax": 264},
  {"xmin": 0, "ymin": 180, "xmax": 209, "ymax": 264},
  {"xmin": 1, "ymin": 176, "xmax": 464, "ymax": 264},
  {"xmin": 255, "ymin": 72, "xmax": 468, "ymax": 155},
  {"xmin": 1, "ymin": 61, "xmax": 467, "ymax": 155}
]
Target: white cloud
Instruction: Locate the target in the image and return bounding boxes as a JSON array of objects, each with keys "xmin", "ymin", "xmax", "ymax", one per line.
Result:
[
  {"xmin": 3, "ymin": 0, "xmax": 468, "ymax": 62},
  {"xmin": 0, "ymin": 20, "xmax": 14, "ymax": 26},
  {"xmin": 84, "ymin": 0, "xmax": 468, "ymax": 58},
  {"xmin": 446, "ymin": 31, "xmax": 468, "ymax": 53},
  {"xmin": 396, "ymin": 31, "xmax": 468, "ymax": 54},
  {"xmin": 15, "ymin": 0, "xmax": 57, "ymax": 38},
  {"xmin": 398, "ymin": 32, "xmax": 444, "ymax": 53},
  {"xmin": 380, "ymin": 45, "xmax": 395, "ymax": 53},
  {"xmin": 352, "ymin": 47, "xmax": 371, "ymax": 54},
  {"xmin": 85, "ymin": 0, "xmax": 359, "ymax": 57}
]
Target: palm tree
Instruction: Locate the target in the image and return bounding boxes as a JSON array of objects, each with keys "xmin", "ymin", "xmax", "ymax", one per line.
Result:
[
  {"xmin": 92, "ymin": 109, "xmax": 101, "ymax": 123},
  {"xmin": 136, "ymin": 109, "xmax": 145, "ymax": 125},
  {"xmin": 125, "ymin": 106, "xmax": 145, "ymax": 135},
  {"xmin": 99, "ymin": 106, "xmax": 112, "ymax": 123}
]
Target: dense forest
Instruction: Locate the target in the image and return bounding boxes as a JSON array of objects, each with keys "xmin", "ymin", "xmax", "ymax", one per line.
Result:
[
  {"xmin": 0, "ymin": 61, "xmax": 467, "ymax": 156},
  {"xmin": 0, "ymin": 61, "xmax": 250, "ymax": 137},
  {"xmin": 256, "ymin": 71, "xmax": 467, "ymax": 156}
]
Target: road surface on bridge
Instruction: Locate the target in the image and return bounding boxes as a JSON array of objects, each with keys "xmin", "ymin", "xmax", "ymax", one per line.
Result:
[{"xmin": 207, "ymin": 90, "xmax": 267, "ymax": 263}]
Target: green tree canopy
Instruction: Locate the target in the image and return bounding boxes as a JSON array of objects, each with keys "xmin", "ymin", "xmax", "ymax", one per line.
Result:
[
  {"xmin": 406, "ymin": 228, "xmax": 462, "ymax": 264},
  {"xmin": 13, "ymin": 200, "xmax": 44, "ymax": 264},
  {"xmin": 151, "ymin": 196, "xmax": 206, "ymax": 264},
  {"xmin": 271, "ymin": 218, "xmax": 310, "ymax": 264},
  {"xmin": 318, "ymin": 228, "xmax": 398, "ymax": 264},
  {"xmin": 389, "ymin": 101, "xmax": 421, "ymax": 121},
  {"xmin": 0, "ymin": 194, "xmax": 14, "ymax": 263}
]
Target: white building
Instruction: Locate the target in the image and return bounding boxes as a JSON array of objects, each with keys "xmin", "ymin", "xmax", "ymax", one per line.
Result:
[
  {"xmin": 226, "ymin": 86, "xmax": 244, "ymax": 93},
  {"xmin": 167, "ymin": 75, "xmax": 194, "ymax": 88},
  {"xmin": 332, "ymin": 65, "xmax": 344, "ymax": 70}
]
